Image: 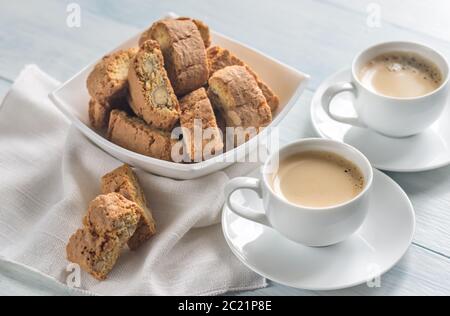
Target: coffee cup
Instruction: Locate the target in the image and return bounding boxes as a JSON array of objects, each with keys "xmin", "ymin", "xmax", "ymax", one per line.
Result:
[
  {"xmin": 321, "ymin": 41, "xmax": 450, "ymax": 138},
  {"xmin": 224, "ymin": 138, "xmax": 373, "ymax": 247}
]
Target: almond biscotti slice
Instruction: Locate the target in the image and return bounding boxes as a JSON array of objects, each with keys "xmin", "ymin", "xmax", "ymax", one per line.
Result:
[
  {"xmin": 191, "ymin": 19, "xmax": 211, "ymax": 48},
  {"xmin": 87, "ymin": 48, "xmax": 138, "ymax": 103},
  {"xmin": 207, "ymin": 65, "xmax": 272, "ymax": 131},
  {"xmin": 102, "ymin": 164, "xmax": 156, "ymax": 250},
  {"xmin": 67, "ymin": 193, "xmax": 141, "ymax": 280},
  {"xmin": 128, "ymin": 40, "xmax": 180, "ymax": 131},
  {"xmin": 140, "ymin": 17, "xmax": 211, "ymax": 49},
  {"xmin": 141, "ymin": 18, "xmax": 209, "ymax": 96},
  {"xmin": 83, "ymin": 193, "xmax": 142, "ymax": 242},
  {"xmin": 67, "ymin": 228, "xmax": 123, "ymax": 281},
  {"xmin": 86, "ymin": 48, "xmax": 138, "ymax": 130},
  {"xmin": 88, "ymin": 97, "xmax": 134, "ymax": 131},
  {"xmin": 108, "ymin": 110, "xmax": 173, "ymax": 161},
  {"xmin": 179, "ymin": 17, "xmax": 212, "ymax": 48},
  {"xmin": 207, "ymin": 46, "xmax": 279, "ymax": 112},
  {"xmin": 179, "ymin": 88, "xmax": 223, "ymax": 161}
]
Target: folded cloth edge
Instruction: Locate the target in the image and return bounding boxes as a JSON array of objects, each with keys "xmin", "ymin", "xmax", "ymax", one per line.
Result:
[{"xmin": 0, "ymin": 256, "xmax": 268, "ymax": 296}]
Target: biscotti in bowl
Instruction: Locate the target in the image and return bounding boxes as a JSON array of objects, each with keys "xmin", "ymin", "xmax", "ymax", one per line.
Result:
[{"xmin": 49, "ymin": 14, "xmax": 310, "ymax": 179}]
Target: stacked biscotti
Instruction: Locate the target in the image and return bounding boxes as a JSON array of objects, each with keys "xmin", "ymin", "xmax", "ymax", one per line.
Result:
[
  {"xmin": 67, "ymin": 164, "xmax": 157, "ymax": 280},
  {"xmin": 86, "ymin": 17, "xmax": 279, "ymax": 163}
]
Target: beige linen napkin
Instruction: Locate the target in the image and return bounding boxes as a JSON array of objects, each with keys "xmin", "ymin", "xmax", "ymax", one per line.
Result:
[{"xmin": 0, "ymin": 65, "xmax": 267, "ymax": 296}]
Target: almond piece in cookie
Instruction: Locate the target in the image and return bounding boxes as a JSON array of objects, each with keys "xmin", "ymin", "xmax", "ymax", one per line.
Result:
[
  {"xmin": 102, "ymin": 164, "xmax": 156, "ymax": 250},
  {"xmin": 179, "ymin": 88, "xmax": 223, "ymax": 161},
  {"xmin": 141, "ymin": 18, "xmax": 209, "ymax": 96},
  {"xmin": 207, "ymin": 46, "xmax": 279, "ymax": 112},
  {"xmin": 67, "ymin": 193, "xmax": 141, "ymax": 280},
  {"xmin": 128, "ymin": 40, "xmax": 180, "ymax": 131},
  {"xmin": 207, "ymin": 65, "xmax": 272, "ymax": 130},
  {"xmin": 108, "ymin": 110, "xmax": 174, "ymax": 161}
]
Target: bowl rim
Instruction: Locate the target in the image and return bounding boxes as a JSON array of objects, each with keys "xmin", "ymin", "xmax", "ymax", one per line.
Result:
[{"xmin": 48, "ymin": 24, "xmax": 311, "ymax": 172}]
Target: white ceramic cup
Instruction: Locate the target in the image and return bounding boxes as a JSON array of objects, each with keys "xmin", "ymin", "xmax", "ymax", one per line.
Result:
[
  {"xmin": 224, "ymin": 138, "xmax": 373, "ymax": 247},
  {"xmin": 321, "ymin": 41, "xmax": 450, "ymax": 138}
]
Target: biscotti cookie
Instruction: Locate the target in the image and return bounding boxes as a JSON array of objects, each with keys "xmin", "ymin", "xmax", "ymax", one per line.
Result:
[
  {"xmin": 207, "ymin": 65, "xmax": 272, "ymax": 130},
  {"xmin": 192, "ymin": 19, "xmax": 211, "ymax": 48},
  {"xmin": 214, "ymin": 109, "xmax": 229, "ymax": 151},
  {"xmin": 88, "ymin": 97, "xmax": 133, "ymax": 131},
  {"xmin": 108, "ymin": 110, "xmax": 173, "ymax": 161},
  {"xmin": 67, "ymin": 193, "xmax": 141, "ymax": 280},
  {"xmin": 207, "ymin": 46, "xmax": 279, "ymax": 112},
  {"xmin": 102, "ymin": 164, "xmax": 156, "ymax": 250},
  {"xmin": 87, "ymin": 48, "xmax": 137, "ymax": 130},
  {"xmin": 128, "ymin": 40, "xmax": 180, "ymax": 131},
  {"xmin": 67, "ymin": 228, "xmax": 123, "ymax": 281},
  {"xmin": 83, "ymin": 193, "xmax": 142, "ymax": 243},
  {"xmin": 141, "ymin": 18, "xmax": 209, "ymax": 96},
  {"xmin": 179, "ymin": 88, "xmax": 223, "ymax": 161},
  {"xmin": 87, "ymin": 48, "xmax": 138, "ymax": 103},
  {"xmin": 174, "ymin": 17, "xmax": 211, "ymax": 48},
  {"xmin": 140, "ymin": 17, "xmax": 211, "ymax": 49},
  {"xmin": 89, "ymin": 98, "xmax": 110, "ymax": 130}
]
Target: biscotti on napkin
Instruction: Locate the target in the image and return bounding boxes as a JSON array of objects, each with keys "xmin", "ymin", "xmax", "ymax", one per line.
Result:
[
  {"xmin": 67, "ymin": 165, "xmax": 156, "ymax": 280},
  {"xmin": 101, "ymin": 164, "xmax": 157, "ymax": 250},
  {"xmin": 67, "ymin": 193, "xmax": 141, "ymax": 280}
]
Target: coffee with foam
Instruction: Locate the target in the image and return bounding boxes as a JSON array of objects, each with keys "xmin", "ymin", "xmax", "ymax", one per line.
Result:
[
  {"xmin": 270, "ymin": 151, "xmax": 364, "ymax": 208},
  {"xmin": 358, "ymin": 52, "xmax": 443, "ymax": 98}
]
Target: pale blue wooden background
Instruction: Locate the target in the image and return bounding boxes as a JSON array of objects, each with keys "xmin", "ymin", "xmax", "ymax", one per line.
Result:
[{"xmin": 0, "ymin": 0, "xmax": 449, "ymax": 296}]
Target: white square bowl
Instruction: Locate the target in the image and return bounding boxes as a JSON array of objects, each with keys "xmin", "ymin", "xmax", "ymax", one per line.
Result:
[{"xmin": 49, "ymin": 25, "xmax": 310, "ymax": 179}]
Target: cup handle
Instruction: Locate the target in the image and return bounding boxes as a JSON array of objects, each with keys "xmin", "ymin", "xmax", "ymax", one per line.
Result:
[
  {"xmin": 224, "ymin": 177, "xmax": 271, "ymax": 227},
  {"xmin": 321, "ymin": 82, "xmax": 367, "ymax": 128}
]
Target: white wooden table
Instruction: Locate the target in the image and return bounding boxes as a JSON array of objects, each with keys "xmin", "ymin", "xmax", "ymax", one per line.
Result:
[{"xmin": 0, "ymin": 0, "xmax": 449, "ymax": 296}]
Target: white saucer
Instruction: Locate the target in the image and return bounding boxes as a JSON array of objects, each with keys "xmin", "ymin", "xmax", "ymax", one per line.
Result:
[
  {"xmin": 222, "ymin": 169, "xmax": 415, "ymax": 291},
  {"xmin": 310, "ymin": 69, "xmax": 450, "ymax": 172}
]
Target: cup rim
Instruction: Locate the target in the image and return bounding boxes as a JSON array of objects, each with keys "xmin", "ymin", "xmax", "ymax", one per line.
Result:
[
  {"xmin": 262, "ymin": 138, "xmax": 373, "ymax": 212},
  {"xmin": 351, "ymin": 40, "xmax": 450, "ymax": 101},
  {"xmin": 262, "ymin": 138, "xmax": 374, "ymax": 212}
]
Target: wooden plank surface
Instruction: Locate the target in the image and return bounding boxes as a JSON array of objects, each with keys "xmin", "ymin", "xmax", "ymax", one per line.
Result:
[
  {"xmin": 0, "ymin": 0, "xmax": 449, "ymax": 295},
  {"xmin": 0, "ymin": 1, "xmax": 139, "ymax": 82},
  {"xmin": 322, "ymin": 0, "xmax": 450, "ymax": 42},
  {"xmin": 3, "ymin": 0, "xmax": 450, "ymax": 89}
]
